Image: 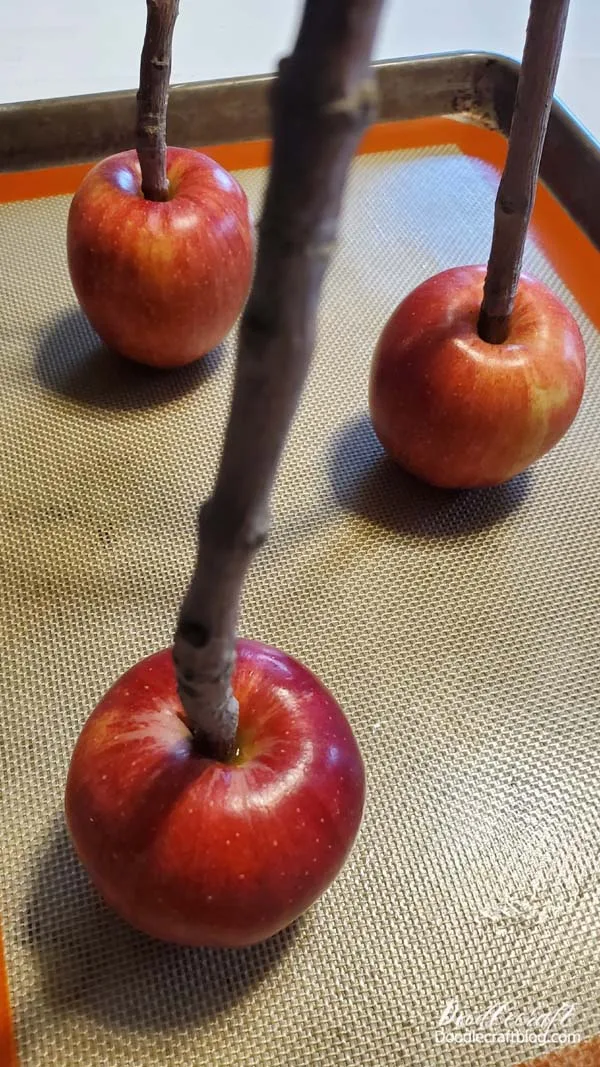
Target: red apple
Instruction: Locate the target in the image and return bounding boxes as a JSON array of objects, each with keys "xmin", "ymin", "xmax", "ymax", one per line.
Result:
[
  {"xmin": 369, "ymin": 265, "xmax": 586, "ymax": 489},
  {"xmin": 65, "ymin": 638, "xmax": 365, "ymax": 948},
  {"xmin": 67, "ymin": 147, "xmax": 254, "ymax": 368}
]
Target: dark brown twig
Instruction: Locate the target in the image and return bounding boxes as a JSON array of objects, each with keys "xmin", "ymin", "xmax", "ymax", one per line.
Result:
[
  {"xmin": 478, "ymin": 0, "xmax": 571, "ymax": 344},
  {"xmin": 172, "ymin": 0, "xmax": 385, "ymax": 761},
  {"xmin": 136, "ymin": 0, "xmax": 180, "ymax": 202}
]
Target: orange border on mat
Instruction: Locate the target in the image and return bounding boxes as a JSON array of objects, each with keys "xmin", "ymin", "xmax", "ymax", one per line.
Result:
[
  {"xmin": 0, "ymin": 925, "xmax": 18, "ymax": 1067},
  {"xmin": 0, "ymin": 116, "xmax": 599, "ymax": 331},
  {"xmin": 515, "ymin": 1036, "xmax": 600, "ymax": 1066},
  {"xmin": 1, "ymin": 114, "xmax": 600, "ymax": 1067},
  {"xmin": 0, "ymin": 115, "xmax": 599, "ymax": 328}
]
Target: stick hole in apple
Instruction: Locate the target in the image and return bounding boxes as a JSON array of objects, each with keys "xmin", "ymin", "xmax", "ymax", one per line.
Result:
[{"xmin": 188, "ymin": 720, "xmax": 245, "ymax": 765}]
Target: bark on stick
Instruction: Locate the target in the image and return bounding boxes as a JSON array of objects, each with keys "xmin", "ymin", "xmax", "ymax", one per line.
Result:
[
  {"xmin": 479, "ymin": 0, "xmax": 571, "ymax": 344},
  {"xmin": 136, "ymin": 0, "xmax": 180, "ymax": 202},
  {"xmin": 173, "ymin": 0, "xmax": 385, "ymax": 760}
]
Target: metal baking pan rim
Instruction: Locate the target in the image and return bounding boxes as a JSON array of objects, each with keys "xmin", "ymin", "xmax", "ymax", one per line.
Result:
[{"xmin": 1, "ymin": 51, "xmax": 599, "ymax": 253}]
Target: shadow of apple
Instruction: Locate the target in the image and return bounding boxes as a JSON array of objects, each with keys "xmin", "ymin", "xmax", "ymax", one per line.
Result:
[
  {"xmin": 20, "ymin": 817, "xmax": 304, "ymax": 1052},
  {"xmin": 34, "ymin": 307, "xmax": 227, "ymax": 413},
  {"xmin": 328, "ymin": 413, "xmax": 532, "ymax": 540}
]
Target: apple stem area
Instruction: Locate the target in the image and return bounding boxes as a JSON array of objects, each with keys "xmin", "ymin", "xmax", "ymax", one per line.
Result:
[
  {"xmin": 477, "ymin": 0, "xmax": 571, "ymax": 346},
  {"xmin": 171, "ymin": 0, "xmax": 385, "ymax": 763},
  {"xmin": 136, "ymin": 0, "xmax": 180, "ymax": 203}
]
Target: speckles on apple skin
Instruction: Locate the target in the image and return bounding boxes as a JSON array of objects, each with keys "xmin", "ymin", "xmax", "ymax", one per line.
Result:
[
  {"xmin": 66, "ymin": 146, "xmax": 254, "ymax": 369},
  {"xmin": 370, "ymin": 265, "xmax": 586, "ymax": 489},
  {"xmin": 66, "ymin": 636, "xmax": 365, "ymax": 948}
]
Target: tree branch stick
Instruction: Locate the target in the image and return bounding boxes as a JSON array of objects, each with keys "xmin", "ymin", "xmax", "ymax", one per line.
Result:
[
  {"xmin": 136, "ymin": 0, "xmax": 180, "ymax": 202},
  {"xmin": 172, "ymin": 0, "xmax": 385, "ymax": 761},
  {"xmin": 478, "ymin": 0, "xmax": 571, "ymax": 345}
]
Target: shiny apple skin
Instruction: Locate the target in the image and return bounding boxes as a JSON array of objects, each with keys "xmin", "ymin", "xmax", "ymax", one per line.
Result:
[
  {"xmin": 369, "ymin": 265, "xmax": 586, "ymax": 489},
  {"xmin": 65, "ymin": 639, "xmax": 365, "ymax": 948},
  {"xmin": 67, "ymin": 147, "xmax": 254, "ymax": 368}
]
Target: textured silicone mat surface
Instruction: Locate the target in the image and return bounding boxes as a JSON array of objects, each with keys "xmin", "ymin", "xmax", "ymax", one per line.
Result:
[{"xmin": 0, "ymin": 145, "xmax": 599, "ymax": 1067}]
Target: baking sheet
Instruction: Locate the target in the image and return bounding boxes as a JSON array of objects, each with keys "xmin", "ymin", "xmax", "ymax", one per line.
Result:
[{"xmin": 0, "ymin": 143, "xmax": 599, "ymax": 1066}]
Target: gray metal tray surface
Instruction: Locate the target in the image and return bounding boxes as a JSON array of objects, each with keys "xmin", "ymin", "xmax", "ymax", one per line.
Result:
[{"xmin": 0, "ymin": 54, "xmax": 599, "ymax": 1067}]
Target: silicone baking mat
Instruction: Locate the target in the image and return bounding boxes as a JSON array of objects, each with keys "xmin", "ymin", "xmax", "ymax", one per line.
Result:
[{"xmin": 0, "ymin": 128, "xmax": 599, "ymax": 1066}]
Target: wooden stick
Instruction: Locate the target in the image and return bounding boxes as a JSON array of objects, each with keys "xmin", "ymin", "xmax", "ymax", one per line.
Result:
[
  {"xmin": 136, "ymin": 0, "xmax": 180, "ymax": 202},
  {"xmin": 478, "ymin": 0, "xmax": 571, "ymax": 345},
  {"xmin": 172, "ymin": 0, "xmax": 385, "ymax": 761}
]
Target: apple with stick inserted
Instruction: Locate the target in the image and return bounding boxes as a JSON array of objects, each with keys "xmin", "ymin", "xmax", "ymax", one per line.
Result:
[
  {"xmin": 369, "ymin": 0, "xmax": 586, "ymax": 489},
  {"xmin": 67, "ymin": 0, "xmax": 254, "ymax": 369},
  {"xmin": 65, "ymin": 0, "xmax": 385, "ymax": 948}
]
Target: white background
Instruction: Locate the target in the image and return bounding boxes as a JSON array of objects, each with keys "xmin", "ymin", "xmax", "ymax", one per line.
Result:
[{"xmin": 2, "ymin": 1, "xmax": 600, "ymax": 137}]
